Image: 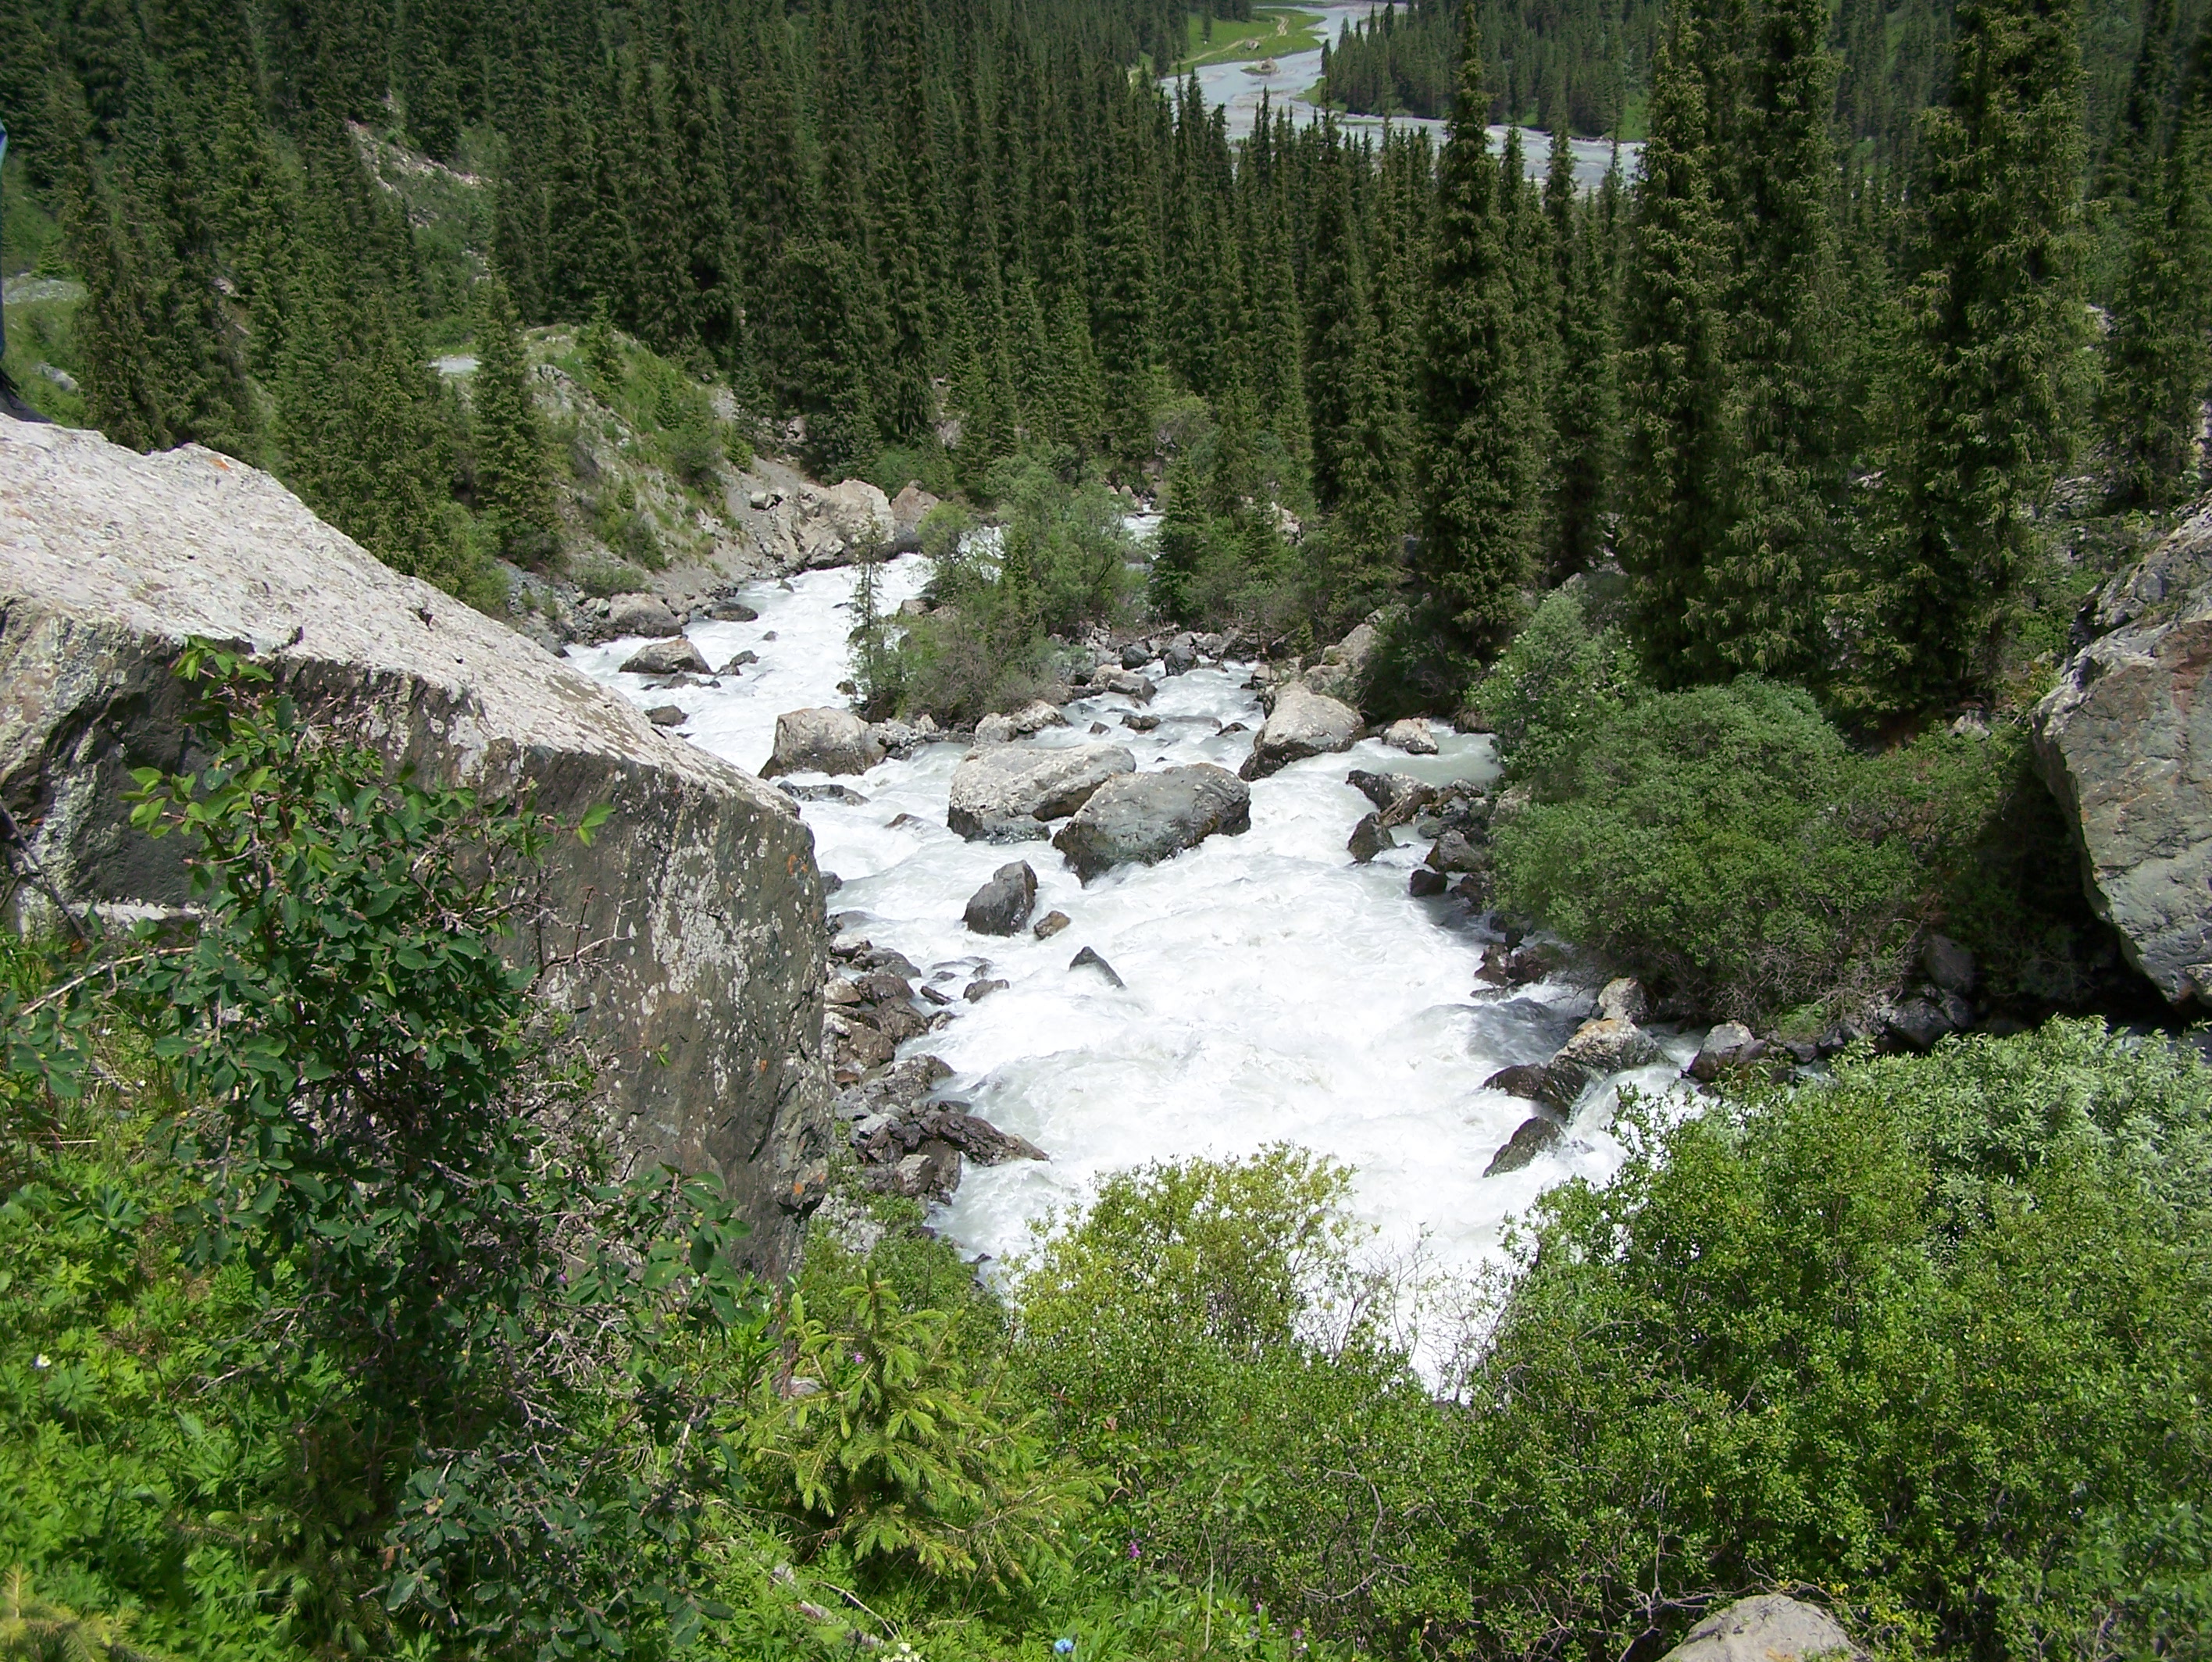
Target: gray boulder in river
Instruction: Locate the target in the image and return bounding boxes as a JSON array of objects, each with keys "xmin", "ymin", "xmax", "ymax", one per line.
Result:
[
  {"xmin": 2034, "ymin": 502, "xmax": 2212, "ymax": 1004},
  {"xmin": 1241, "ymin": 683, "xmax": 1363, "ymax": 779},
  {"xmin": 761, "ymin": 706, "xmax": 885, "ymax": 778},
  {"xmin": 964, "ymin": 861, "xmax": 1038, "ymax": 936},
  {"xmin": 0, "ymin": 419, "xmax": 831, "ymax": 1271},
  {"xmin": 946, "ymin": 741, "xmax": 1134, "ymax": 841},
  {"xmin": 1053, "ymin": 763, "xmax": 1251, "ymax": 880}
]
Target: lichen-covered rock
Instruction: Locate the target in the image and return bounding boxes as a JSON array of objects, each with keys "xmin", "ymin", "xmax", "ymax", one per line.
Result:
[
  {"xmin": 620, "ymin": 637, "xmax": 709, "ymax": 676},
  {"xmin": 1541, "ymin": 1015, "xmax": 1664, "ymax": 1110},
  {"xmin": 1382, "ymin": 717, "xmax": 1437, "ymax": 754},
  {"xmin": 1241, "ymin": 683, "xmax": 1362, "ymax": 779},
  {"xmin": 0, "ymin": 418, "xmax": 830, "ymax": 1269},
  {"xmin": 2034, "ymin": 505, "xmax": 2212, "ymax": 1004},
  {"xmin": 946, "ymin": 742, "xmax": 1134, "ymax": 841},
  {"xmin": 1300, "ymin": 621, "xmax": 1379, "ymax": 706},
  {"xmin": 1052, "ymin": 764, "xmax": 1251, "ymax": 880},
  {"xmin": 605, "ymin": 591, "xmax": 683, "ymax": 638},
  {"xmin": 1655, "ymin": 1596, "xmax": 1862, "ymax": 1662},
  {"xmin": 761, "ymin": 707, "xmax": 885, "ymax": 778},
  {"xmin": 1689, "ymin": 1021, "xmax": 1767, "ymax": 1081}
]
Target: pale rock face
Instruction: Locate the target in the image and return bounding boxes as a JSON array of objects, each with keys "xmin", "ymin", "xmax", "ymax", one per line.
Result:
[
  {"xmin": 753, "ymin": 478, "xmax": 896, "ymax": 572},
  {"xmin": 946, "ymin": 743, "xmax": 1135, "ymax": 842},
  {"xmin": 760, "ymin": 707, "xmax": 886, "ymax": 778},
  {"xmin": 0, "ymin": 419, "xmax": 830, "ymax": 1268},
  {"xmin": 1656, "ymin": 1596, "xmax": 1862, "ymax": 1662},
  {"xmin": 1300, "ymin": 620, "xmax": 1379, "ymax": 706},
  {"xmin": 1382, "ymin": 717, "xmax": 1438, "ymax": 754},
  {"xmin": 889, "ymin": 482, "xmax": 940, "ymax": 548},
  {"xmin": 1241, "ymin": 683, "xmax": 1363, "ymax": 779},
  {"xmin": 2035, "ymin": 507, "xmax": 2212, "ymax": 1004},
  {"xmin": 605, "ymin": 591, "xmax": 683, "ymax": 638}
]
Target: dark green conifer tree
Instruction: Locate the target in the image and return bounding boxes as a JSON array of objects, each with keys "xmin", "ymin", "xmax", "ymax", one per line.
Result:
[
  {"xmin": 471, "ymin": 276, "xmax": 558, "ymax": 559},
  {"xmin": 1705, "ymin": 0, "xmax": 1846, "ymax": 679},
  {"xmin": 1618, "ymin": 14, "xmax": 1736, "ymax": 683},
  {"xmin": 1879, "ymin": 0, "xmax": 2091, "ymax": 708},
  {"xmin": 1548, "ymin": 186, "xmax": 1618, "ymax": 581},
  {"xmin": 53, "ymin": 84, "xmax": 168, "ymax": 449},
  {"xmin": 1412, "ymin": 20, "xmax": 1542, "ymax": 664}
]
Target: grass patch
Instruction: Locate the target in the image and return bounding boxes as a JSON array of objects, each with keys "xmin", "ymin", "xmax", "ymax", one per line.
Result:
[{"xmin": 1176, "ymin": 6, "xmax": 1325, "ymax": 70}]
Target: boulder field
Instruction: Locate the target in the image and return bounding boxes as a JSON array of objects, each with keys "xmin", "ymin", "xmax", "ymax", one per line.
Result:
[{"xmin": 0, "ymin": 418, "xmax": 832, "ymax": 1271}]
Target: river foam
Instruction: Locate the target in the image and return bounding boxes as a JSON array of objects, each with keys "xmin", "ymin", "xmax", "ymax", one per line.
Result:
[{"xmin": 569, "ymin": 558, "xmax": 1689, "ymax": 1328}]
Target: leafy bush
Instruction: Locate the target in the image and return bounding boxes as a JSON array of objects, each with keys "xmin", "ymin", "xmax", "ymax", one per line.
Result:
[
  {"xmin": 4, "ymin": 650, "xmax": 770, "ymax": 1659},
  {"xmin": 1012, "ymin": 1150, "xmax": 1462, "ymax": 1650},
  {"xmin": 1468, "ymin": 587, "xmax": 1647, "ymax": 797},
  {"xmin": 569, "ymin": 553, "xmax": 651, "ymax": 598},
  {"xmin": 871, "ymin": 464, "xmax": 1139, "ymax": 722},
  {"xmin": 1491, "ymin": 678, "xmax": 1936, "ymax": 1022},
  {"xmin": 1455, "ymin": 1022, "xmax": 2212, "ymax": 1662},
  {"xmin": 744, "ymin": 1268, "xmax": 1095, "ymax": 1590}
]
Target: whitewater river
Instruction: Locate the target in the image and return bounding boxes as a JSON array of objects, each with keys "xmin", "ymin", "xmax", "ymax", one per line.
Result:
[
  {"xmin": 571, "ymin": 558, "xmax": 1689, "ymax": 1321},
  {"xmin": 1174, "ymin": 0, "xmax": 1635, "ymax": 190}
]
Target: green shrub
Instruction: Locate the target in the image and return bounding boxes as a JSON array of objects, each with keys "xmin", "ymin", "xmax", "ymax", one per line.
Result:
[
  {"xmin": 570, "ymin": 554, "xmax": 650, "ymax": 598},
  {"xmin": 3, "ymin": 651, "xmax": 771, "ymax": 1660},
  {"xmin": 1491, "ymin": 678, "xmax": 1936, "ymax": 1022},
  {"xmin": 1468, "ymin": 588, "xmax": 1647, "ymax": 796},
  {"xmin": 873, "ymin": 465, "xmax": 1139, "ymax": 722},
  {"xmin": 1457, "ymin": 1022, "xmax": 2212, "ymax": 1662},
  {"xmin": 1012, "ymin": 1150, "xmax": 1463, "ymax": 1649}
]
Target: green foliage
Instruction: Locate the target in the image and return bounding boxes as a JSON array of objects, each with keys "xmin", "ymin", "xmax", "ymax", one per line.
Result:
[
  {"xmin": 0, "ymin": 1567, "xmax": 170, "ymax": 1660},
  {"xmin": 4, "ymin": 651, "xmax": 772, "ymax": 1660},
  {"xmin": 876, "ymin": 463, "xmax": 1139, "ymax": 722},
  {"xmin": 1456, "ymin": 1022, "xmax": 2212, "ymax": 1661},
  {"xmin": 1868, "ymin": 0, "xmax": 2094, "ymax": 710},
  {"xmin": 1013, "ymin": 1149, "xmax": 1461, "ymax": 1647},
  {"xmin": 469, "ymin": 277, "xmax": 558, "ymax": 562},
  {"xmin": 1468, "ymin": 587, "xmax": 1647, "ymax": 797},
  {"xmin": 1492, "ymin": 678, "xmax": 1938, "ymax": 1022},
  {"xmin": 1413, "ymin": 23, "xmax": 1547, "ymax": 666},
  {"xmin": 745, "ymin": 1269, "xmax": 1095, "ymax": 1590}
]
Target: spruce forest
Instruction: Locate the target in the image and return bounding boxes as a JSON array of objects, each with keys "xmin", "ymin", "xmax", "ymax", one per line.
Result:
[{"xmin": 5, "ymin": 0, "xmax": 2212, "ymax": 1657}]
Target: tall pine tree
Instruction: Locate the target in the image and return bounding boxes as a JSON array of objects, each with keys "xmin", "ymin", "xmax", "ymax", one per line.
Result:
[{"xmin": 1412, "ymin": 21, "xmax": 1542, "ymax": 666}]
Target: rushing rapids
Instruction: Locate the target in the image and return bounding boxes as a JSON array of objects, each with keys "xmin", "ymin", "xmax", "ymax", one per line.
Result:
[{"xmin": 570, "ymin": 556, "xmax": 1690, "ymax": 1306}]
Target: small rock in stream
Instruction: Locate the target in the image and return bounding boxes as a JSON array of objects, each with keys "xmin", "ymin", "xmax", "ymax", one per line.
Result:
[
  {"xmin": 1484, "ymin": 1115, "xmax": 1564, "ymax": 1176},
  {"xmin": 964, "ymin": 861, "xmax": 1039, "ymax": 936},
  {"xmin": 1069, "ymin": 946, "xmax": 1126, "ymax": 988},
  {"xmin": 1348, "ymin": 811, "xmax": 1393, "ymax": 863},
  {"xmin": 1033, "ymin": 910, "xmax": 1071, "ymax": 940},
  {"xmin": 645, "ymin": 704, "xmax": 687, "ymax": 727},
  {"xmin": 964, "ymin": 977, "xmax": 1009, "ymax": 1002},
  {"xmin": 1408, "ymin": 868, "xmax": 1447, "ymax": 897}
]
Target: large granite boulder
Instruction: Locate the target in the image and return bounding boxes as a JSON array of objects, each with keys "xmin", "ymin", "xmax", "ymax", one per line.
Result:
[
  {"xmin": 1655, "ymin": 1596, "xmax": 1862, "ymax": 1662},
  {"xmin": 1300, "ymin": 621, "xmax": 1379, "ymax": 706},
  {"xmin": 761, "ymin": 707, "xmax": 886, "ymax": 778},
  {"xmin": 2034, "ymin": 503, "xmax": 2212, "ymax": 1004},
  {"xmin": 0, "ymin": 419, "xmax": 830, "ymax": 1270},
  {"xmin": 1052, "ymin": 764, "xmax": 1250, "ymax": 880},
  {"xmin": 1241, "ymin": 683, "xmax": 1362, "ymax": 780},
  {"xmin": 946, "ymin": 742, "xmax": 1134, "ymax": 841}
]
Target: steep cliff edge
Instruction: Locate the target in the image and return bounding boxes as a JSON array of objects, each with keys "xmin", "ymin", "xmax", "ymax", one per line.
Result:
[
  {"xmin": 0, "ymin": 417, "xmax": 830, "ymax": 1268},
  {"xmin": 2034, "ymin": 501, "xmax": 2212, "ymax": 1007}
]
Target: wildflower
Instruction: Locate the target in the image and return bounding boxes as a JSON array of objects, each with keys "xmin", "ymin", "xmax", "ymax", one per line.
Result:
[
  {"xmin": 1126, "ymin": 1540, "xmax": 1140, "ymax": 1560},
  {"xmin": 1054, "ymin": 1640, "xmax": 1076, "ymax": 1655},
  {"xmin": 34, "ymin": 1354, "xmax": 50, "ymax": 1370}
]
